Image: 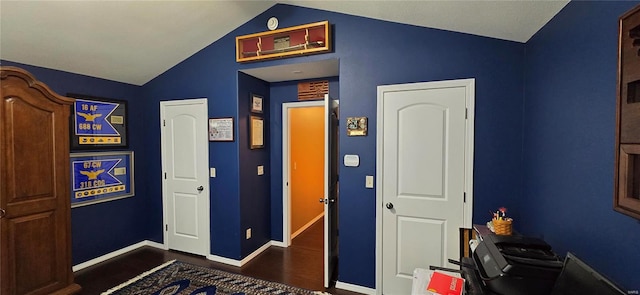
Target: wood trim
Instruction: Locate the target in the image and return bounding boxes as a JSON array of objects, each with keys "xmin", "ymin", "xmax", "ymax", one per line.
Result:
[
  {"xmin": 0, "ymin": 66, "xmax": 75, "ymax": 106},
  {"xmin": 614, "ymin": 4, "xmax": 640, "ymax": 220},
  {"xmin": 616, "ymin": 145, "xmax": 640, "ymax": 219},
  {"xmin": 460, "ymin": 227, "xmax": 476, "ymax": 258},
  {"xmin": 236, "ymin": 21, "xmax": 330, "ymax": 63}
]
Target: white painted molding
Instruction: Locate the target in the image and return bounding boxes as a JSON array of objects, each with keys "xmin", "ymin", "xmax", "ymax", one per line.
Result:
[
  {"xmin": 336, "ymin": 281, "xmax": 376, "ymax": 295},
  {"xmin": 270, "ymin": 240, "xmax": 286, "ymax": 247},
  {"xmin": 240, "ymin": 241, "xmax": 272, "ymax": 265},
  {"xmin": 291, "ymin": 212, "xmax": 324, "ymax": 239},
  {"xmin": 73, "ymin": 239, "xmax": 276, "ymax": 272},
  {"xmin": 146, "ymin": 240, "xmax": 168, "ymax": 250},
  {"xmin": 72, "ymin": 240, "xmax": 166, "ymax": 272},
  {"xmin": 207, "ymin": 254, "xmax": 242, "ymax": 267},
  {"xmin": 207, "ymin": 240, "xmax": 274, "ymax": 267}
]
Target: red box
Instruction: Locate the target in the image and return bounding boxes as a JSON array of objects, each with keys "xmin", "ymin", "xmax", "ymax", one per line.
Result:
[{"xmin": 426, "ymin": 271, "xmax": 464, "ymax": 295}]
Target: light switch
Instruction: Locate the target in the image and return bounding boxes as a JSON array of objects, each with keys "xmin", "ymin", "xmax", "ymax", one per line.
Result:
[
  {"xmin": 257, "ymin": 165, "xmax": 264, "ymax": 175},
  {"xmin": 365, "ymin": 175, "xmax": 374, "ymax": 188},
  {"xmin": 210, "ymin": 168, "xmax": 216, "ymax": 178}
]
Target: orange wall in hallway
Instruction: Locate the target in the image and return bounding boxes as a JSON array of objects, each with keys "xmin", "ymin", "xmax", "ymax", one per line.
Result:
[{"xmin": 289, "ymin": 106, "xmax": 324, "ymax": 237}]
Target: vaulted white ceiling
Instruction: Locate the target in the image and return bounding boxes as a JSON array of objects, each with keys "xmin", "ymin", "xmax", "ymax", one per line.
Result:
[{"xmin": 0, "ymin": 1, "xmax": 569, "ymax": 86}]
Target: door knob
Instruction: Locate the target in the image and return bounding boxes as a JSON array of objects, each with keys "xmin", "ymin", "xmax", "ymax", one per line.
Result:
[
  {"xmin": 0, "ymin": 208, "xmax": 5, "ymax": 218},
  {"xmin": 197, "ymin": 186, "xmax": 204, "ymax": 192},
  {"xmin": 386, "ymin": 202, "xmax": 394, "ymax": 209},
  {"xmin": 319, "ymin": 198, "xmax": 325, "ymax": 203}
]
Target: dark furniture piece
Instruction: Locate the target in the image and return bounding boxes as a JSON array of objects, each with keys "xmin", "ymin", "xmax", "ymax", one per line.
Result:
[
  {"xmin": 614, "ymin": 4, "xmax": 640, "ymax": 220},
  {"xmin": 550, "ymin": 252, "xmax": 626, "ymax": 295},
  {"xmin": 460, "ymin": 225, "xmax": 562, "ymax": 295},
  {"xmin": 0, "ymin": 67, "xmax": 81, "ymax": 294}
]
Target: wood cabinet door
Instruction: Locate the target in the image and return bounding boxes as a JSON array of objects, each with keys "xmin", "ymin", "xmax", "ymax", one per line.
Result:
[{"xmin": 1, "ymin": 68, "xmax": 80, "ymax": 295}]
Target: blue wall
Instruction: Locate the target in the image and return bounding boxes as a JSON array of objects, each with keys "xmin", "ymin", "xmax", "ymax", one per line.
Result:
[
  {"xmin": 141, "ymin": 30, "xmax": 243, "ymax": 258},
  {"xmin": 140, "ymin": 4, "xmax": 525, "ymax": 288},
  {"xmin": 522, "ymin": 1, "xmax": 640, "ymax": 291},
  {"xmin": 238, "ymin": 72, "xmax": 272, "ymax": 258},
  {"xmin": 0, "ymin": 60, "xmax": 147, "ymax": 265}
]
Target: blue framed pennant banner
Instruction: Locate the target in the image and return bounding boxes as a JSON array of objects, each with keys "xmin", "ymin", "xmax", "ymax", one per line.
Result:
[
  {"xmin": 70, "ymin": 151, "xmax": 134, "ymax": 208},
  {"xmin": 68, "ymin": 93, "xmax": 128, "ymax": 150}
]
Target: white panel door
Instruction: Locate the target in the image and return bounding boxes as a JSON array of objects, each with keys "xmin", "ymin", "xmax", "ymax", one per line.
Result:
[
  {"xmin": 324, "ymin": 94, "xmax": 339, "ymax": 288},
  {"xmin": 160, "ymin": 98, "xmax": 210, "ymax": 256},
  {"xmin": 377, "ymin": 79, "xmax": 474, "ymax": 294}
]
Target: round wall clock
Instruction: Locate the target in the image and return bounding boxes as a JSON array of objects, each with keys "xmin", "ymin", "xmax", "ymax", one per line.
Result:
[{"xmin": 267, "ymin": 17, "xmax": 279, "ymax": 31}]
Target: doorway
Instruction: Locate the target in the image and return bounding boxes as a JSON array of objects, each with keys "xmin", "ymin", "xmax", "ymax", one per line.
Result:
[
  {"xmin": 282, "ymin": 100, "xmax": 325, "ymax": 245},
  {"xmin": 289, "ymin": 105, "xmax": 325, "ymax": 241},
  {"xmin": 282, "ymin": 99, "xmax": 339, "ymax": 287}
]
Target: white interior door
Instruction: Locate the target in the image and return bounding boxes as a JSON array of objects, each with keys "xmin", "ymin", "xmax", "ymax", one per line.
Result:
[
  {"xmin": 160, "ymin": 98, "xmax": 210, "ymax": 256},
  {"xmin": 376, "ymin": 79, "xmax": 475, "ymax": 294},
  {"xmin": 324, "ymin": 94, "xmax": 339, "ymax": 288}
]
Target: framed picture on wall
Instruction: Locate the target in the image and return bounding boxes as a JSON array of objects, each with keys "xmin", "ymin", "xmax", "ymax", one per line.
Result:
[
  {"xmin": 250, "ymin": 115, "xmax": 264, "ymax": 149},
  {"xmin": 70, "ymin": 151, "xmax": 134, "ymax": 208},
  {"xmin": 251, "ymin": 94, "xmax": 264, "ymax": 113},
  {"xmin": 67, "ymin": 93, "xmax": 128, "ymax": 150},
  {"xmin": 209, "ymin": 117, "xmax": 234, "ymax": 141}
]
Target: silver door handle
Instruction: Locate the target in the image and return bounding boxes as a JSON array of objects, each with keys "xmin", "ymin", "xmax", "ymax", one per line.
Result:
[
  {"xmin": 319, "ymin": 198, "xmax": 336, "ymax": 204},
  {"xmin": 197, "ymin": 186, "xmax": 204, "ymax": 192}
]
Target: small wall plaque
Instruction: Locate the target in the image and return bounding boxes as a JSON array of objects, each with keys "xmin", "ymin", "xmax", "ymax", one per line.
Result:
[{"xmin": 346, "ymin": 117, "xmax": 367, "ymax": 136}]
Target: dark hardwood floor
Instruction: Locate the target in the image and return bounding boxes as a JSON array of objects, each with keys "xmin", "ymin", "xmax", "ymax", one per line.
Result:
[{"xmin": 74, "ymin": 220, "xmax": 364, "ymax": 295}]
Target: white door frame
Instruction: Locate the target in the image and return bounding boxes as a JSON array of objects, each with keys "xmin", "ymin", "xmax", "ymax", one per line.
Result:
[
  {"xmin": 375, "ymin": 79, "xmax": 475, "ymax": 293},
  {"xmin": 160, "ymin": 98, "xmax": 211, "ymax": 255},
  {"xmin": 281, "ymin": 100, "xmax": 324, "ymax": 247}
]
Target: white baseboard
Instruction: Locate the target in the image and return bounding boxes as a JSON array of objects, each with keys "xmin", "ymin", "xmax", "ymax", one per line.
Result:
[
  {"xmin": 73, "ymin": 239, "xmax": 278, "ymax": 272},
  {"xmin": 270, "ymin": 240, "xmax": 286, "ymax": 247},
  {"xmin": 291, "ymin": 212, "xmax": 324, "ymax": 239},
  {"xmin": 335, "ymin": 281, "xmax": 376, "ymax": 295},
  {"xmin": 207, "ymin": 240, "xmax": 274, "ymax": 267},
  {"xmin": 72, "ymin": 240, "xmax": 166, "ymax": 272},
  {"xmin": 207, "ymin": 254, "xmax": 242, "ymax": 267}
]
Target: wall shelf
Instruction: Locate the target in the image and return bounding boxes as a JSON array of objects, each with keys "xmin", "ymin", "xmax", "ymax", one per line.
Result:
[{"xmin": 236, "ymin": 21, "xmax": 330, "ymax": 63}]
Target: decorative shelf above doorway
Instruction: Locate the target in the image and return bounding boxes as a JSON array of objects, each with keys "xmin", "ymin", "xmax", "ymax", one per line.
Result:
[{"xmin": 236, "ymin": 21, "xmax": 330, "ymax": 63}]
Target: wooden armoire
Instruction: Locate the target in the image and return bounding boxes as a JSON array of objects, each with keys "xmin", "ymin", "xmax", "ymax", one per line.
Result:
[{"xmin": 0, "ymin": 67, "xmax": 81, "ymax": 294}]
